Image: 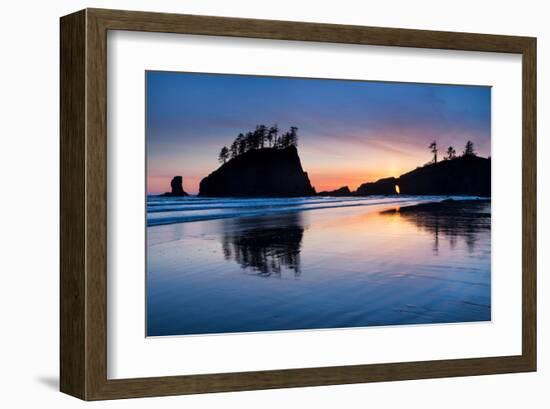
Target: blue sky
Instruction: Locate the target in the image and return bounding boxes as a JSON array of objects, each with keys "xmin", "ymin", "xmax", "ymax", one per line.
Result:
[{"xmin": 146, "ymin": 71, "xmax": 491, "ymax": 194}]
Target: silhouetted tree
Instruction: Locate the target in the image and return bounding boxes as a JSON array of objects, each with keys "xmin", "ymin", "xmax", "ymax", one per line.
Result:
[
  {"xmin": 267, "ymin": 124, "xmax": 278, "ymax": 147},
  {"xmin": 278, "ymin": 126, "xmax": 299, "ymax": 149},
  {"xmin": 278, "ymin": 131, "xmax": 290, "ymax": 148},
  {"xmin": 236, "ymin": 133, "xmax": 246, "ymax": 155},
  {"xmin": 230, "ymin": 138, "xmax": 239, "ymax": 159},
  {"xmin": 255, "ymin": 125, "xmax": 268, "ymax": 148},
  {"xmin": 273, "ymin": 132, "xmax": 281, "ymax": 148},
  {"xmin": 221, "ymin": 124, "xmax": 299, "ymax": 163},
  {"xmin": 429, "ymin": 141, "xmax": 438, "ymax": 163},
  {"xmin": 243, "ymin": 131, "xmax": 255, "ymax": 151},
  {"xmin": 287, "ymin": 126, "xmax": 298, "ymax": 147},
  {"xmin": 218, "ymin": 146, "xmax": 229, "ymax": 164},
  {"xmin": 444, "ymin": 146, "xmax": 456, "ymax": 160},
  {"xmin": 463, "ymin": 140, "xmax": 476, "ymax": 157}
]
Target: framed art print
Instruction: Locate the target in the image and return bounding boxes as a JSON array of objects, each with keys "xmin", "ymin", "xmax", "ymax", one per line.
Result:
[{"xmin": 60, "ymin": 8, "xmax": 536, "ymax": 400}]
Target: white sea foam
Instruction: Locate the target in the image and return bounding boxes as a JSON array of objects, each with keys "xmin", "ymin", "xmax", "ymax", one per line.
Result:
[{"xmin": 146, "ymin": 195, "xmax": 484, "ymax": 226}]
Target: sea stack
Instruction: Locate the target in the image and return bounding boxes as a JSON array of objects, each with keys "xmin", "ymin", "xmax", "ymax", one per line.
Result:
[
  {"xmin": 161, "ymin": 176, "xmax": 189, "ymax": 197},
  {"xmin": 355, "ymin": 177, "xmax": 398, "ymax": 195},
  {"xmin": 317, "ymin": 186, "xmax": 352, "ymax": 197},
  {"xmin": 355, "ymin": 156, "xmax": 491, "ymax": 196},
  {"xmin": 199, "ymin": 146, "xmax": 316, "ymax": 197}
]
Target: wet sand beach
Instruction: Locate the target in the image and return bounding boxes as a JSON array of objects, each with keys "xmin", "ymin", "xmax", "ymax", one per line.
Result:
[{"xmin": 147, "ymin": 197, "xmax": 491, "ymax": 336}]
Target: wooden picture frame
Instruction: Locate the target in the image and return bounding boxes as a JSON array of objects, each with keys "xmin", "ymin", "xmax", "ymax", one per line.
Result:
[{"xmin": 60, "ymin": 8, "xmax": 536, "ymax": 400}]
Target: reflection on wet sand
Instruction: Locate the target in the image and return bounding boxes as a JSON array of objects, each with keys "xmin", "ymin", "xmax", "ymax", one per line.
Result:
[
  {"xmin": 147, "ymin": 198, "xmax": 491, "ymax": 336},
  {"xmin": 380, "ymin": 199, "xmax": 491, "ymax": 254},
  {"xmin": 221, "ymin": 213, "xmax": 304, "ymax": 277}
]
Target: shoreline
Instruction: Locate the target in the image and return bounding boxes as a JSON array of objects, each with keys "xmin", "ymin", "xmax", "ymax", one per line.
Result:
[
  {"xmin": 147, "ymin": 195, "xmax": 489, "ymax": 227},
  {"xmin": 147, "ymin": 194, "xmax": 491, "ymax": 336}
]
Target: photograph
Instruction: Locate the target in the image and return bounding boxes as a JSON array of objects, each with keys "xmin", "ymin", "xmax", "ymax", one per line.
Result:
[{"xmin": 145, "ymin": 71, "xmax": 492, "ymax": 337}]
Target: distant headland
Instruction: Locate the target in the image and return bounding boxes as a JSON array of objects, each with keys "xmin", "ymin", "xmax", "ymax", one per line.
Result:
[
  {"xmin": 354, "ymin": 154, "xmax": 490, "ymax": 196},
  {"xmin": 159, "ymin": 130, "xmax": 490, "ymax": 198},
  {"xmin": 320, "ymin": 140, "xmax": 490, "ymax": 197}
]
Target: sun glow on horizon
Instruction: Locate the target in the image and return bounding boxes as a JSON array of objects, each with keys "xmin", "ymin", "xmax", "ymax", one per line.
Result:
[{"xmin": 146, "ymin": 71, "xmax": 491, "ymax": 195}]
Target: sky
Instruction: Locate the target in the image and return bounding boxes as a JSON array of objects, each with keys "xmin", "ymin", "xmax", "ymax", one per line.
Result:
[{"xmin": 146, "ymin": 71, "xmax": 491, "ymax": 194}]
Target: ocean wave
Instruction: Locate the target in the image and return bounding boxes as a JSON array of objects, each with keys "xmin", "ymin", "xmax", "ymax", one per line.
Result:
[
  {"xmin": 147, "ymin": 196, "xmax": 386, "ymax": 214},
  {"xmin": 146, "ymin": 195, "xmax": 484, "ymax": 227}
]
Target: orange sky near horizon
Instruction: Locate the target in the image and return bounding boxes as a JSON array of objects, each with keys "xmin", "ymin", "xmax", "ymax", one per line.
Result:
[
  {"xmin": 148, "ymin": 171, "xmax": 399, "ymax": 196},
  {"xmin": 146, "ymin": 72, "xmax": 491, "ymax": 195},
  {"xmin": 147, "ymin": 142, "xmax": 435, "ymax": 194}
]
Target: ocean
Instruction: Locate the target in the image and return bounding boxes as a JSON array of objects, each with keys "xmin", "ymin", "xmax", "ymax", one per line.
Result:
[{"xmin": 146, "ymin": 195, "xmax": 491, "ymax": 336}]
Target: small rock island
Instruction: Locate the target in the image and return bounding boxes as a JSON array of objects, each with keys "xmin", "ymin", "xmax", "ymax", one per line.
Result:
[
  {"xmin": 198, "ymin": 125, "xmax": 316, "ymax": 197},
  {"xmin": 160, "ymin": 176, "xmax": 189, "ymax": 197},
  {"xmin": 317, "ymin": 186, "xmax": 352, "ymax": 197}
]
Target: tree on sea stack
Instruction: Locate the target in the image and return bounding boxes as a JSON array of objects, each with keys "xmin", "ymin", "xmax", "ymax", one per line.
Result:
[
  {"xmin": 278, "ymin": 126, "xmax": 299, "ymax": 149},
  {"xmin": 288, "ymin": 126, "xmax": 299, "ymax": 147},
  {"xmin": 256, "ymin": 125, "xmax": 268, "ymax": 148},
  {"xmin": 218, "ymin": 146, "xmax": 229, "ymax": 164},
  {"xmin": 267, "ymin": 124, "xmax": 278, "ymax": 147},
  {"xmin": 444, "ymin": 146, "xmax": 456, "ymax": 160},
  {"xmin": 229, "ymin": 138, "xmax": 239, "ymax": 159},
  {"xmin": 221, "ymin": 124, "xmax": 299, "ymax": 162},
  {"xmin": 237, "ymin": 133, "xmax": 246, "ymax": 156},
  {"xmin": 429, "ymin": 141, "xmax": 438, "ymax": 163},
  {"xmin": 200, "ymin": 128, "xmax": 315, "ymax": 197},
  {"xmin": 463, "ymin": 140, "xmax": 476, "ymax": 157}
]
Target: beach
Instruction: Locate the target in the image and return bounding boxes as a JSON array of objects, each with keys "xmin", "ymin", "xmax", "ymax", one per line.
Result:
[{"xmin": 146, "ymin": 196, "xmax": 491, "ymax": 336}]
